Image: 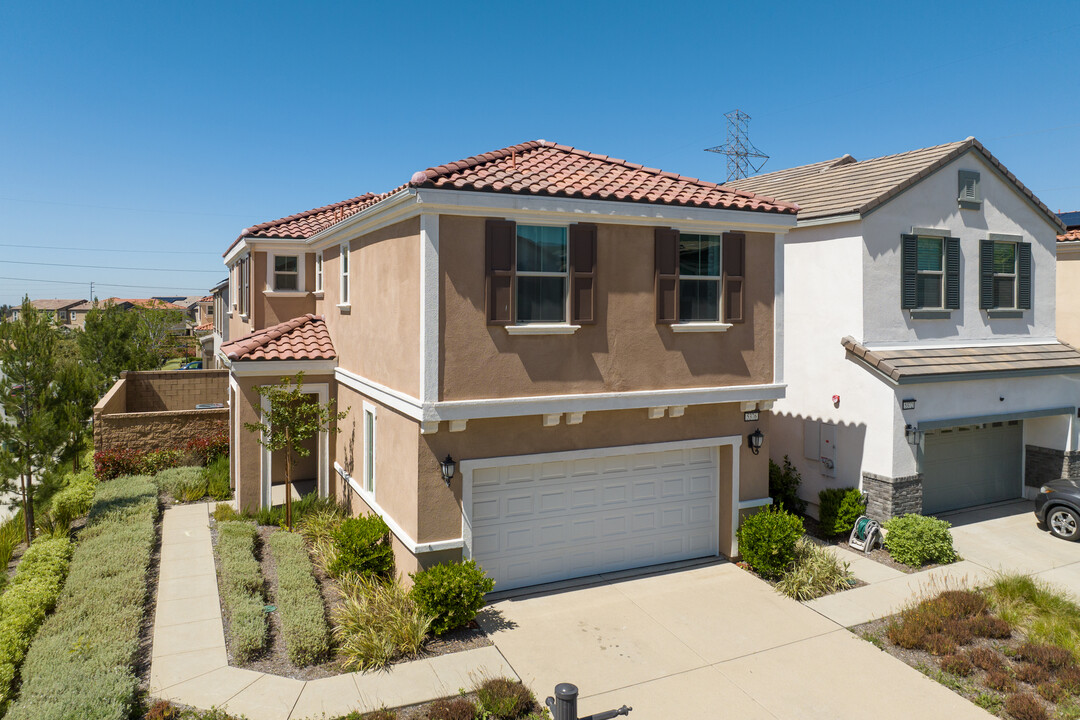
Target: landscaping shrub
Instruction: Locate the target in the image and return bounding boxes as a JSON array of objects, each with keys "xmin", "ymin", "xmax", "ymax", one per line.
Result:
[
  {"xmin": 768, "ymin": 456, "xmax": 806, "ymax": 515},
  {"xmin": 816, "ymin": 488, "xmax": 866, "ymax": 536},
  {"xmin": 94, "ymin": 447, "xmax": 147, "ymax": 481},
  {"xmin": 736, "ymin": 506, "xmax": 804, "ymax": 580},
  {"xmin": 267, "ymin": 531, "xmax": 331, "ymax": 666},
  {"xmin": 475, "ymin": 677, "xmax": 536, "ymax": 719},
  {"xmin": 938, "ymin": 653, "xmax": 973, "ymax": 676},
  {"xmin": 328, "ymin": 515, "xmax": 394, "ymax": 580},
  {"xmin": 6, "ymin": 474, "xmax": 158, "ymax": 720},
  {"xmin": 1057, "ymin": 667, "xmax": 1080, "ymax": 694},
  {"xmin": 886, "ymin": 588, "xmax": 989, "ymax": 653},
  {"xmin": 250, "ymin": 493, "xmax": 342, "ymax": 529},
  {"xmin": 988, "ymin": 575, "xmax": 1080, "ymax": 653},
  {"xmin": 155, "ymin": 467, "xmax": 208, "ymax": 503},
  {"xmin": 424, "ymin": 698, "xmax": 477, "ymax": 720},
  {"xmin": 332, "ymin": 573, "xmax": 434, "ymax": 671},
  {"xmin": 203, "ymin": 456, "xmax": 231, "ymax": 501},
  {"xmin": 1017, "ymin": 662, "xmax": 1051, "ymax": 684},
  {"xmin": 0, "ymin": 513, "xmax": 25, "ymax": 592},
  {"xmin": 1037, "ymin": 682, "xmax": 1065, "ymax": 703},
  {"xmin": 410, "ymin": 560, "xmax": 496, "ymax": 635},
  {"xmin": 923, "ymin": 633, "xmax": 957, "ymax": 656},
  {"xmin": 986, "ymin": 669, "xmax": 1017, "ymax": 693},
  {"xmin": 49, "ymin": 470, "xmax": 96, "ymax": 527},
  {"xmin": 882, "ymin": 514, "xmax": 957, "ymax": 567},
  {"xmin": 774, "ymin": 537, "xmax": 854, "ymax": 601},
  {"xmin": 213, "ymin": 504, "xmax": 241, "ymax": 522},
  {"xmin": 1005, "ymin": 693, "xmax": 1048, "ymax": 720},
  {"xmin": 185, "ymin": 421, "xmax": 229, "ymax": 465},
  {"xmin": 970, "ymin": 614, "xmax": 1012, "ymax": 639},
  {"xmin": 1017, "ymin": 642, "xmax": 1074, "ymax": 670},
  {"xmin": 0, "ymin": 536, "xmax": 74, "ymax": 705},
  {"xmin": 216, "ymin": 521, "xmax": 268, "ymax": 662}
]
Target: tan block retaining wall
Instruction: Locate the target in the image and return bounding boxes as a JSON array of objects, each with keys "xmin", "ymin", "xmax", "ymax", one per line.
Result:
[{"xmin": 123, "ymin": 369, "xmax": 228, "ymax": 412}]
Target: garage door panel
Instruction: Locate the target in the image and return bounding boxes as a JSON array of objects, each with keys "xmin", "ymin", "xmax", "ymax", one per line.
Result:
[
  {"xmin": 922, "ymin": 423, "xmax": 1022, "ymax": 515},
  {"xmin": 472, "ymin": 447, "xmax": 721, "ymax": 590}
]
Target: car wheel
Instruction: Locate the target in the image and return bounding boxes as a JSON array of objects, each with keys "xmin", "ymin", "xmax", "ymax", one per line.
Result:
[{"xmin": 1048, "ymin": 506, "xmax": 1080, "ymax": 541}]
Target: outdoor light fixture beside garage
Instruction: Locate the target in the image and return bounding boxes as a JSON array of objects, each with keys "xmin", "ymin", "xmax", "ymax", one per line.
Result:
[
  {"xmin": 748, "ymin": 429, "xmax": 764, "ymax": 455},
  {"xmin": 440, "ymin": 454, "xmax": 456, "ymax": 484}
]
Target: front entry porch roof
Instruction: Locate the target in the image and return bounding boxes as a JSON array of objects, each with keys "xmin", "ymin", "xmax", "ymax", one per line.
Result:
[
  {"xmin": 841, "ymin": 336, "xmax": 1080, "ymax": 384},
  {"xmin": 221, "ymin": 313, "xmax": 336, "ymax": 362}
]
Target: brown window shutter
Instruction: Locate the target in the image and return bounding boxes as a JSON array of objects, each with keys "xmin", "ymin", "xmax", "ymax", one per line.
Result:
[
  {"xmin": 569, "ymin": 223, "xmax": 598, "ymax": 325},
  {"xmin": 723, "ymin": 232, "xmax": 745, "ymax": 323},
  {"xmin": 655, "ymin": 227, "xmax": 679, "ymax": 323},
  {"xmin": 486, "ymin": 219, "xmax": 516, "ymax": 325}
]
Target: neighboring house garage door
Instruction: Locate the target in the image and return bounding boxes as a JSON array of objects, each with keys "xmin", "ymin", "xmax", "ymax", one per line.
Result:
[
  {"xmin": 469, "ymin": 446, "xmax": 719, "ymax": 592},
  {"xmin": 921, "ymin": 422, "xmax": 1023, "ymax": 515}
]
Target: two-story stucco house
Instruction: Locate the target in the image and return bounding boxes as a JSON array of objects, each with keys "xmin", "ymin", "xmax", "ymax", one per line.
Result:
[
  {"xmin": 10, "ymin": 299, "xmax": 85, "ymax": 326},
  {"xmin": 729, "ymin": 138, "xmax": 1080, "ymax": 520},
  {"xmin": 219, "ymin": 140, "xmax": 799, "ymax": 590}
]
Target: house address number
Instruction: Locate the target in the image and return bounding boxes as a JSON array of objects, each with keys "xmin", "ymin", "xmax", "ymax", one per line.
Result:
[{"xmin": 744, "ymin": 411, "xmax": 759, "ymax": 422}]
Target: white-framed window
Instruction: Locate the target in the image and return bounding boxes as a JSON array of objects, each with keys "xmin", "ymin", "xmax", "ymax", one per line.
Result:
[
  {"xmin": 516, "ymin": 225, "xmax": 567, "ymax": 323},
  {"xmin": 240, "ymin": 257, "xmax": 250, "ymax": 316},
  {"xmin": 69, "ymin": 311, "xmax": 76, "ymax": 322},
  {"xmin": 916, "ymin": 236, "xmax": 944, "ymax": 309},
  {"xmin": 363, "ymin": 403, "xmax": 376, "ymax": 495},
  {"xmin": 315, "ymin": 251, "xmax": 323, "ymax": 292},
  {"xmin": 340, "ymin": 243, "xmax": 350, "ymax": 305},
  {"xmin": 273, "ymin": 255, "xmax": 299, "ymax": 291},
  {"xmin": 991, "ymin": 241, "xmax": 1017, "ymax": 309},
  {"xmin": 678, "ymin": 233, "xmax": 722, "ymax": 321}
]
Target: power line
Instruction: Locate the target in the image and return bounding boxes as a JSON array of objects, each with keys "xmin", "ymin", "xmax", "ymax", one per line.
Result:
[
  {"xmin": 1, "ymin": 259, "xmax": 221, "ymax": 273},
  {"xmin": 0, "ymin": 242, "xmax": 219, "ymax": 256},
  {"xmin": 0, "ymin": 275, "xmax": 211, "ymax": 291},
  {"xmin": 0, "ymin": 195, "xmax": 253, "ymax": 219}
]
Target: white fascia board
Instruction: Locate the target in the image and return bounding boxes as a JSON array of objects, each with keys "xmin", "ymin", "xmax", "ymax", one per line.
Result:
[
  {"xmin": 865, "ymin": 337, "xmax": 1062, "ymax": 352},
  {"xmin": 224, "ymin": 245, "xmax": 251, "ymax": 266},
  {"xmin": 306, "ymin": 189, "xmax": 418, "ymax": 251},
  {"xmin": 336, "ymin": 462, "xmax": 463, "ymax": 554},
  {"xmin": 425, "ymin": 382, "xmax": 788, "ymax": 422},
  {"xmin": 413, "ymin": 188, "xmax": 798, "ymax": 233},
  {"xmin": 794, "ymin": 213, "xmax": 862, "ymax": 229},
  {"xmin": 229, "ymin": 359, "xmax": 337, "ymax": 377},
  {"xmin": 335, "ymin": 367, "xmax": 424, "ymax": 420},
  {"xmin": 225, "ymin": 238, "xmax": 310, "ymax": 266}
]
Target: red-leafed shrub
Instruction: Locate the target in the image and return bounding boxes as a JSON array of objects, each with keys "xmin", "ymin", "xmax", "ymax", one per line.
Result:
[
  {"xmin": 185, "ymin": 421, "xmax": 229, "ymax": 465},
  {"xmin": 94, "ymin": 448, "xmax": 147, "ymax": 481}
]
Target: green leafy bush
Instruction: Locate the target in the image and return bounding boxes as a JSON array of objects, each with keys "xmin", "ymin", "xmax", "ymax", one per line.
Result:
[
  {"xmin": 216, "ymin": 521, "xmax": 268, "ymax": 662},
  {"xmin": 332, "ymin": 573, "xmax": 434, "ymax": 671},
  {"xmin": 769, "ymin": 456, "xmax": 806, "ymax": 515},
  {"xmin": 774, "ymin": 537, "xmax": 854, "ymax": 600},
  {"xmin": 0, "ymin": 513, "xmax": 25, "ymax": 593},
  {"xmin": 49, "ymin": 470, "xmax": 96, "ymax": 527},
  {"xmin": 328, "ymin": 515, "xmax": 394, "ymax": 580},
  {"xmin": 817, "ymin": 488, "xmax": 866, "ymax": 536},
  {"xmin": 267, "ymin": 531, "xmax": 330, "ymax": 666},
  {"xmin": 475, "ymin": 677, "xmax": 537, "ymax": 719},
  {"xmin": 0, "ymin": 536, "xmax": 74, "ymax": 705},
  {"xmin": 6, "ymin": 474, "xmax": 158, "ymax": 720},
  {"xmin": 203, "ymin": 456, "xmax": 231, "ymax": 501},
  {"xmin": 410, "ymin": 560, "xmax": 495, "ymax": 635},
  {"xmin": 737, "ymin": 506, "xmax": 804, "ymax": 579},
  {"xmin": 213, "ymin": 504, "xmax": 241, "ymax": 522},
  {"xmin": 883, "ymin": 514, "xmax": 957, "ymax": 567}
]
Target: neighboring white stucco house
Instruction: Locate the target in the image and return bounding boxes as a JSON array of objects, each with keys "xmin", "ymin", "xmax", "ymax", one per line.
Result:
[{"xmin": 730, "ymin": 138, "xmax": 1080, "ymax": 519}]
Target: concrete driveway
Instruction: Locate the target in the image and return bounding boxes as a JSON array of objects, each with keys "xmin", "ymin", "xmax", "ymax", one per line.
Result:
[
  {"xmin": 944, "ymin": 499, "xmax": 1080, "ymax": 594},
  {"xmin": 478, "ymin": 561, "xmax": 992, "ymax": 719}
]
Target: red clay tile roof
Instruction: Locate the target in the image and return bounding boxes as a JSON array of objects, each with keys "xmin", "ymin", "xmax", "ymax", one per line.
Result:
[
  {"xmin": 220, "ymin": 314, "xmax": 336, "ymax": 362},
  {"xmin": 106, "ymin": 298, "xmax": 188, "ymax": 311},
  {"xmin": 1059, "ymin": 229, "xmax": 1080, "ymax": 242},
  {"xmin": 227, "ymin": 140, "xmax": 798, "ymax": 255},
  {"xmin": 194, "ymin": 321, "xmax": 214, "ymax": 333}
]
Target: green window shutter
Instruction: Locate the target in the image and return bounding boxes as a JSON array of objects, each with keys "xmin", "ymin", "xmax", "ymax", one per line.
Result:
[
  {"xmin": 979, "ymin": 239, "xmax": 994, "ymax": 309},
  {"xmin": 901, "ymin": 234, "xmax": 918, "ymax": 309},
  {"xmin": 1018, "ymin": 243, "xmax": 1032, "ymax": 310},
  {"xmin": 944, "ymin": 237, "xmax": 961, "ymax": 310}
]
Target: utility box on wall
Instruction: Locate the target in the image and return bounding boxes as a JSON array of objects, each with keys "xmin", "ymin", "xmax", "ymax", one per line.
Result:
[{"xmin": 803, "ymin": 419, "xmax": 837, "ymax": 477}]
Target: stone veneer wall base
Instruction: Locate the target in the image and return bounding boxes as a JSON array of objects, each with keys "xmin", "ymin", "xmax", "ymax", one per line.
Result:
[
  {"xmin": 862, "ymin": 471, "xmax": 923, "ymax": 520},
  {"xmin": 1025, "ymin": 444, "xmax": 1080, "ymax": 488}
]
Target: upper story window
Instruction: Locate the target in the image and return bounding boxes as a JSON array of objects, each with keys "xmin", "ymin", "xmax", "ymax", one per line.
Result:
[
  {"xmin": 655, "ymin": 228, "xmax": 744, "ymax": 325},
  {"xmin": 980, "ymin": 236, "xmax": 1031, "ymax": 311},
  {"xmin": 315, "ymin": 251, "xmax": 323, "ymax": 293},
  {"xmin": 901, "ymin": 234, "xmax": 959, "ymax": 312},
  {"xmin": 516, "ymin": 225, "xmax": 567, "ymax": 323},
  {"xmin": 678, "ymin": 234, "xmax": 722, "ymax": 321},
  {"xmin": 239, "ymin": 257, "xmax": 250, "ymax": 316},
  {"xmin": 485, "ymin": 219, "xmax": 596, "ymax": 328},
  {"xmin": 274, "ymin": 255, "xmax": 299, "ymax": 291},
  {"xmin": 340, "ymin": 243, "xmax": 350, "ymax": 305}
]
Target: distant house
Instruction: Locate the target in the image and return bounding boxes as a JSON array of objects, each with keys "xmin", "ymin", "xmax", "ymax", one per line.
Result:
[
  {"xmin": 9, "ymin": 299, "xmax": 86, "ymax": 326},
  {"xmin": 1056, "ymin": 212, "xmax": 1080, "ymax": 349},
  {"xmin": 203, "ymin": 279, "xmax": 228, "ymax": 368}
]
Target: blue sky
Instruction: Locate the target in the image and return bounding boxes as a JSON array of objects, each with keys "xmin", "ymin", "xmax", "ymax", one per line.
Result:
[{"xmin": 1, "ymin": 0, "xmax": 1078, "ymax": 306}]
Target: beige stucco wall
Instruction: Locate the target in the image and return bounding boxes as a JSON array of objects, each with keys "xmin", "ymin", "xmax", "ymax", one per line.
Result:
[
  {"xmin": 438, "ymin": 215, "xmax": 776, "ymax": 401},
  {"xmin": 321, "ymin": 218, "xmax": 422, "ymax": 397},
  {"xmin": 1058, "ymin": 247, "xmax": 1080, "ymax": 348}
]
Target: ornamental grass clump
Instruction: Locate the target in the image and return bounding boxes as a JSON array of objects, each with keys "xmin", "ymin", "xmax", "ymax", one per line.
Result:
[
  {"xmin": 882, "ymin": 514, "xmax": 957, "ymax": 567},
  {"xmin": 216, "ymin": 521, "xmax": 268, "ymax": 662},
  {"xmin": 410, "ymin": 560, "xmax": 495, "ymax": 635},
  {"xmin": 6, "ymin": 475, "xmax": 158, "ymax": 720},
  {"xmin": 774, "ymin": 537, "xmax": 854, "ymax": 601},
  {"xmin": 736, "ymin": 506, "xmax": 804, "ymax": 580},
  {"xmin": 267, "ymin": 530, "xmax": 331, "ymax": 666},
  {"xmin": 155, "ymin": 466, "xmax": 208, "ymax": 503},
  {"xmin": 332, "ymin": 573, "xmax": 434, "ymax": 671},
  {"xmin": 987, "ymin": 574, "xmax": 1080, "ymax": 658}
]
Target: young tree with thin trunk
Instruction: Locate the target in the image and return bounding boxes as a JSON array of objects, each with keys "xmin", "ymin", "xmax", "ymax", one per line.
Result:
[
  {"xmin": 244, "ymin": 372, "xmax": 347, "ymax": 529},
  {"xmin": 0, "ymin": 298, "xmax": 63, "ymax": 542}
]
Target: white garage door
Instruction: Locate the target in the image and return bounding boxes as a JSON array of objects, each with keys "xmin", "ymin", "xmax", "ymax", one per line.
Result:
[{"xmin": 469, "ymin": 446, "xmax": 719, "ymax": 591}]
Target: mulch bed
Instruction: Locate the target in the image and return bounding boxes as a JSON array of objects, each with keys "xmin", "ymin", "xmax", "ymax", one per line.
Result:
[{"xmin": 802, "ymin": 514, "xmax": 950, "ymax": 574}]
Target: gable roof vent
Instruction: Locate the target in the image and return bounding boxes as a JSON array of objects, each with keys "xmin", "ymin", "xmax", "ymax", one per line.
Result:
[{"xmin": 958, "ymin": 169, "xmax": 981, "ymax": 210}]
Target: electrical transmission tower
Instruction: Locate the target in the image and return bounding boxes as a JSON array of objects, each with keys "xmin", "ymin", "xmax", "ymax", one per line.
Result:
[{"xmin": 705, "ymin": 109, "xmax": 769, "ymax": 182}]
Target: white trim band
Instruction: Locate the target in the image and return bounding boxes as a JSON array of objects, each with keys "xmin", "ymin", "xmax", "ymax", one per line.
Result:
[
  {"xmin": 505, "ymin": 324, "xmax": 581, "ymax": 336},
  {"xmin": 738, "ymin": 497, "xmax": 773, "ymax": 510},
  {"xmin": 230, "ymin": 359, "xmax": 337, "ymax": 377},
  {"xmin": 671, "ymin": 322, "xmax": 733, "ymax": 333}
]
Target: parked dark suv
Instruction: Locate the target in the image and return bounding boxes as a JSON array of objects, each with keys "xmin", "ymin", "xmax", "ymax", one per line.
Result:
[{"xmin": 1035, "ymin": 479, "xmax": 1080, "ymax": 541}]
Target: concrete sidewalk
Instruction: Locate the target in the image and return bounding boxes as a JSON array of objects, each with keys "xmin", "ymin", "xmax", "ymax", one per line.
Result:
[{"xmin": 149, "ymin": 503, "xmax": 515, "ymax": 720}]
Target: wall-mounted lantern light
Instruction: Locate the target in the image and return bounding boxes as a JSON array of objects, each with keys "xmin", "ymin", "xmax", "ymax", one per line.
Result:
[
  {"xmin": 904, "ymin": 424, "xmax": 923, "ymax": 446},
  {"xmin": 439, "ymin": 454, "xmax": 456, "ymax": 484},
  {"xmin": 748, "ymin": 429, "xmax": 765, "ymax": 455}
]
